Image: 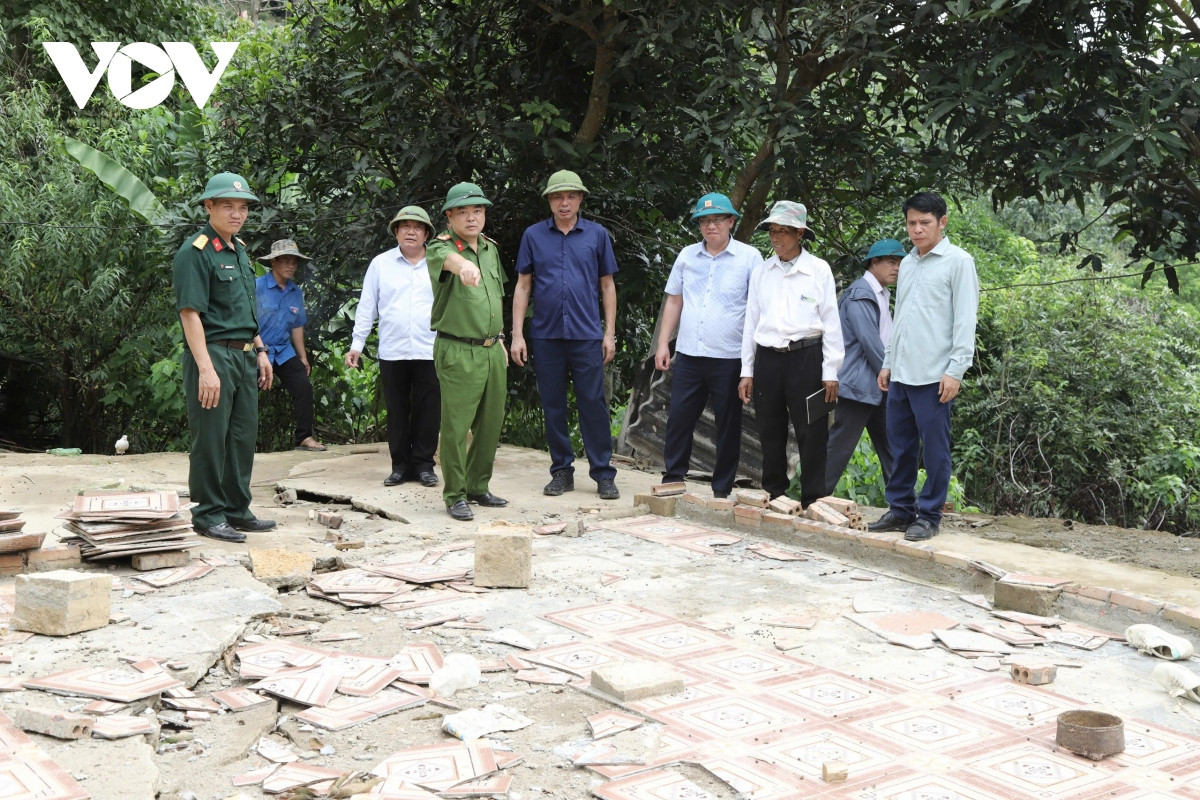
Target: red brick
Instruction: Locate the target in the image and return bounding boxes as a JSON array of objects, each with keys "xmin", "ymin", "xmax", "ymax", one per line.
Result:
[
  {"xmin": 705, "ymin": 498, "xmax": 736, "ymax": 511},
  {"xmin": 1109, "ymin": 591, "xmax": 1164, "ymax": 614},
  {"xmin": 650, "ymin": 482, "xmax": 687, "ymax": 497},
  {"xmin": 678, "ymin": 492, "xmax": 706, "ymax": 507},
  {"xmin": 732, "ymin": 504, "xmax": 765, "ymax": 520},
  {"xmin": 1072, "ymin": 585, "xmax": 1114, "ymax": 603},
  {"xmin": 734, "ymin": 514, "xmax": 762, "ymax": 529},
  {"xmin": 763, "ymin": 512, "xmax": 794, "ymax": 528},
  {"xmin": 734, "ymin": 489, "xmax": 770, "ymax": 508},
  {"xmin": 857, "ymin": 533, "xmax": 897, "ymax": 551},
  {"xmin": 1010, "ymin": 663, "xmax": 1056, "ymax": 685},
  {"xmin": 1161, "ymin": 603, "xmax": 1200, "ymax": 632},
  {"xmin": 814, "ymin": 496, "xmax": 858, "ymax": 515},
  {"xmin": 931, "ymin": 550, "xmax": 974, "ymax": 570},
  {"xmin": 0, "ymin": 555, "xmax": 24, "ymax": 576},
  {"xmin": 893, "ymin": 540, "xmax": 935, "ymax": 561}
]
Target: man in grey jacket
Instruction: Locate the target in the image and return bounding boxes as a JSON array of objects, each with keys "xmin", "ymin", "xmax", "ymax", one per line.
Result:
[{"xmin": 825, "ymin": 239, "xmax": 905, "ymax": 494}]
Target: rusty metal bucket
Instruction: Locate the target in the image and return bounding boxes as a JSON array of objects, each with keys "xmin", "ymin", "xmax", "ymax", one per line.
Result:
[{"xmin": 1056, "ymin": 710, "xmax": 1124, "ymax": 760}]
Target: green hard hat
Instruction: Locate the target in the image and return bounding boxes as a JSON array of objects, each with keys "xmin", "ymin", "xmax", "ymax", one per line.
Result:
[
  {"xmin": 542, "ymin": 169, "xmax": 588, "ymax": 197},
  {"xmin": 690, "ymin": 192, "xmax": 740, "ymax": 222},
  {"xmin": 441, "ymin": 182, "xmax": 493, "ymax": 212},
  {"xmin": 198, "ymin": 172, "xmax": 259, "ymax": 203},
  {"xmin": 389, "ymin": 205, "xmax": 435, "ymax": 238}
]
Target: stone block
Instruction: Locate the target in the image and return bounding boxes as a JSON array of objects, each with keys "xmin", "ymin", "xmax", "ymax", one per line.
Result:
[
  {"xmin": 131, "ymin": 550, "xmax": 190, "ymax": 571},
  {"xmin": 12, "ymin": 570, "xmax": 110, "ymax": 636},
  {"xmin": 633, "ymin": 493, "xmax": 678, "ymax": 517},
  {"xmin": 822, "ymin": 761, "xmax": 848, "ymax": 783},
  {"xmin": 474, "ymin": 525, "xmax": 532, "ymax": 588},
  {"xmin": 316, "ymin": 511, "xmax": 343, "ymax": 530},
  {"xmin": 993, "ymin": 579, "xmax": 1062, "ymax": 617},
  {"xmin": 650, "ymin": 482, "xmax": 687, "ymax": 497},
  {"xmin": 24, "ymin": 545, "xmax": 83, "ymax": 572},
  {"xmin": 590, "ymin": 662, "xmax": 684, "ymax": 701},
  {"xmin": 333, "ymin": 540, "xmax": 364, "ymax": 550},
  {"xmin": 250, "ymin": 548, "xmax": 314, "ymax": 591},
  {"xmin": 734, "ymin": 489, "xmax": 770, "ymax": 508},
  {"xmin": 9, "ymin": 707, "xmax": 94, "ymax": 739},
  {"xmin": 1010, "ymin": 662, "xmax": 1057, "ymax": 685}
]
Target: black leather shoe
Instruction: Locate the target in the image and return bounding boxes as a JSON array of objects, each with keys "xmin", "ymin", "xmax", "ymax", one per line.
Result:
[
  {"xmin": 383, "ymin": 472, "xmax": 407, "ymax": 486},
  {"xmin": 544, "ymin": 470, "xmax": 574, "ymax": 496},
  {"xmin": 229, "ymin": 517, "xmax": 276, "ymax": 532},
  {"xmin": 417, "ymin": 470, "xmax": 439, "ymax": 487},
  {"xmin": 193, "ymin": 522, "xmax": 246, "ymax": 542},
  {"xmin": 597, "ymin": 478, "xmax": 620, "ymax": 500},
  {"xmin": 447, "ymin": 500, "xmax": 474, "ymax": 521},
  {"xmin": 467, "ymin": 492, "xmax": 508, "ymax": 507},
  {"xmin": 867, "ymin": 510, "xmax": 914, "ymax": 533},
  {"xmin": 904, "ymin": 519, "xmax": 940, "ymax": 541}
]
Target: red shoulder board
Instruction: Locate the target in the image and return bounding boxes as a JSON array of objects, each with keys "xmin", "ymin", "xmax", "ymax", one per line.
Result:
[{"xmin": 212, "ymin": 237, "xmax": 224, "ymax": 252}]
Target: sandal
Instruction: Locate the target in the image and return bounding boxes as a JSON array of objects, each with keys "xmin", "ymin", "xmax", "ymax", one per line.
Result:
[{"xmin": 295, "ymin": 437, "xmax": 328, "ymax": 452}]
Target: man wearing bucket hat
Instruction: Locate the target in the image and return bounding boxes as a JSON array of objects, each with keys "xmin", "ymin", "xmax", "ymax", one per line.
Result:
[
  {"xmin": 511, "ymin": 170, "xmax": 620, "ymax": 500},
  {"xmin": 346, "ymin": 206, "xmax": 440, "ymax": 488},
  {"xmin": 824, "ymin": 239, "xmax": 904, "ymax": 494},
  {"xmin": 738, "ymin": 201, "xmax": 843, "ymax": 506},
  {"xmin": 654, "ymin": 192, "xmax": 762, "ymax": 498},
  {"xmin": 869, "ymin": 192, "xmax": 978, "ymax": 542},
  {"xmin": 425, "ymin": 183, "xmax": 508, "ymax": 522},
  {"xmin": 172, "ymin": 172, "xmax": 276, "ymax": 543},
  {"xmin": 256, "ymin": 239, "xmax": 326, "ymax": 453}
]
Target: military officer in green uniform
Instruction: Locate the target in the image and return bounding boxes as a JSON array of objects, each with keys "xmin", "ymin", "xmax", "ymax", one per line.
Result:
[
  {"xmin": 425, "ymin": 182, "xmax": 509, "ymax": 521},
  {"xmin": 172, "ymin": 172, "xmax": 278, "ymax": 542}
]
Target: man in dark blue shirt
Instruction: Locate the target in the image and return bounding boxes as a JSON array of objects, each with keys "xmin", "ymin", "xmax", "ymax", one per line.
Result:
[
  {"xmin": 511, "ymin": 170, "xmax": 620, "ymax": 500},
  {"xmin": 256, "ymin": 239, "xmax": 326, "ymax": 452}
]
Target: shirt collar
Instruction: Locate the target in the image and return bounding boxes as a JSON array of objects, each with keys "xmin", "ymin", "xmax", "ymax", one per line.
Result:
[
  {"xmin": 770, "ymin": 249, "xmax": 811, "ymax": 275},
  {"xmin": 393, "ymin": 246, "xmax": 426, "ymax": 267},
  {"xmin": 916, "ymin": 236, "xmax": 952, "ymax": 261},
  {"xmin": 863, "ymin": 271, "xmax": 886, "ymax": 295},
  {"xmin": 544, "ymin": 215, "xmax": 587, "ymax": 234}
]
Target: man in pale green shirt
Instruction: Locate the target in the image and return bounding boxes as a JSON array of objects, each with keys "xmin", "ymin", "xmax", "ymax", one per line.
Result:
[{"xmin": 869, "ymin": 191, "xmax": 979, "ymax": 542}]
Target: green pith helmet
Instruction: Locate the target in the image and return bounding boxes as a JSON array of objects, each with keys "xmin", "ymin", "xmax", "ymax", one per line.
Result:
[
  {"xmin": 861, "ymin": 238, "xmax": 908, "ymax": 268},
  {"xmin": 198, "ymin": 172, "xmax": 259, "ymax": 203},
  {"xmin": 690, "ymin": 192, "xmax": 740, "ymax": 222},
  {"xmin": 441, "ymin": 182, "xmax": 493, "ymax": 212},
  {"xmin": 389, "ymin": 206, "xmax": 435, "ymax": 239},
  {"xmin": 542, "ymin": 170, "xmax": 588, "ymax": 197}
]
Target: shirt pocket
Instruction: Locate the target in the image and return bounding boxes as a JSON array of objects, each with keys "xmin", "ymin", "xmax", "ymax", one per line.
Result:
[
  {"xmin": 713, "ymin": 266, "xmax": 749, "ymax": 305},
  {"xmin": 214, "ymin": 270, "xmax": 236, "ymax": 305}
]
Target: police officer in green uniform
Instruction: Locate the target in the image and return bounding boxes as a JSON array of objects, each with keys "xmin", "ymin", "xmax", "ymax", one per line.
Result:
[
  {"xmin": 425, "ymin": 182, "xmax": 508, "ymax": 521},
  {"xmin": 172, "ymin": 172, "xmax": 278, "ymax": 542}
]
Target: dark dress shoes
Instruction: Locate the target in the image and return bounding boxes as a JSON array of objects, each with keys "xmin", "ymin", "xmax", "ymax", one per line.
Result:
[
  {"xmin": 193, "ymin": 522, "xmax": 246, "ymax": 542},
  {"xmin": 866, "ymin": 510, "xmax": 914, "ymax": 533},
  {"xmin": 447, "ymin": 500, "xmax": 474, "ymax": 521},
  {"xmin": 229, "ymin": 518, "xmax": 276, "ymax": 532},
  {"xmin": 466, "ymin": 492, "xmax": 508, "ymax": 507},
  {"xmin": 383, "ymin": 472, "xmax": 407, "ymax": 486},
  {"xmin": 904, "ymin": 519, "xmax": 940, "ymax": 541},
  {"xmin": 417, "ymin": 470, "xmax": 439, "ymax": 487}
]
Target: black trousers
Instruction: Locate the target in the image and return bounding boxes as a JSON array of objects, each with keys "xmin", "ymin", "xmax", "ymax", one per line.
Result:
[
  {"xmin": 661, "ymin": 353, "xmax": 743, "ymax": 497},
  {"xmin": 379, "ymin": 359, "xmax": 441, "ymax": 476},
  {"xmin": 825, "ymin": 396, "xmax": 893, "ymax": 495},
  {"xmin": 753, "ymin": 344, "xmax": 827, "ymax": 505},
  {"xmin": 274, "ymin": 356, "xmax": 315, "ymax": 446}
]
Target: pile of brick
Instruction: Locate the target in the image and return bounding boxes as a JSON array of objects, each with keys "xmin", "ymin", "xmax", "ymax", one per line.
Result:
[
  {"xmin": 0, "ymin": 510, "xmax": 44, "ymax": 555},
  {"xmin": 56, "ymin": 490, "xmax": 201, "ymax": 561}
]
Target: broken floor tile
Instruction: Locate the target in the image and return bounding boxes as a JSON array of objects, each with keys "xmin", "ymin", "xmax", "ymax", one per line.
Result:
[
  {"xmin": 24, "ymin": 665, "xmax": 183, "ymax": 702},
  {"xmin": 295, "ymin": 688, "xmax": 426, "ymax": 731},
  {"xmin": 133, "ymin": 563, "xmax": 213, "ymax": 588},
  {"xmin": 365, "ymin": 562, "xmax": 469, "ymax": 584},
  {"xmin": 747, "ymin": 542, "xmax": 807, "ymax": 561},
  {"xmin": 515, "ymin": 669, "xmax": 572, "ymax": 685},
  {"xmin": 235, "ymin": 641, "xmax": 327, "ymax": 679},
  {"xmin": 442, "ymin": 704, "xmax": 533, "ymax": 741},
  {"xmin": 370, "ymin": 740, "xmax": 499, "ymax": 792},
  {"xmin": 600, "ymin": 573, "xmax": 623, "ymax": 586},
  {"xmin": 402, "ymin": 613, "xmax": 461, "ymax": 631},
  {"xmin": 438, "ymin": 773, "xmax": 513, "ymax": 798},
  {"xmin": 845, "ymin": 611, "xmax": 961, "ymax": 650},
  {"xmin": 851, "ymin": 594, "xmax": 890, "ymax": 614},
  {"xmin": 231, "ymin": 764, "xmax": 276, "ymax": 786},
  {"xmin": 0, "ymin": 676, "xmax": 27, "ymax": 692},
  {"xmin": 932, "ymin": 628, "xmax": 1014, "ymax": 655},
  {"xmin": 337, "ymin": 662, "xmax": 404, "ymax": 697},
  {"xmin": 312, "ymin": 631, "xmax": 362, "ymax": 642},
  {"xmin": 959, "ymin": 593, "xmax": 993, "ymax": 610},
  {"xmin": 161, "ymin": 696, "xmax": 220, "ymax": 712},
  {"xmin": 81, "ymin": 700, "xmax": 126, "ymax": 715},
  {"xmin": 991, "ymin": 610, "xmax": 1061, "ymax": 626},
  {"xmin": 252, "ymin": 666, "xmax": 341, "ymax": 707},
  {"xmin": 91, "ymin": 714, "xmax": 155, "ymax": 739},
  {"xmin": 588, "ymin": 710, "xmax": 644, "ymax": 740},
  {"xmin": 212, "ymin": 688, "xmax": 272, "ymax": 712},
  {"xmin": 481, "ymin": 628, "xmax": 536, "ymax": 650},
  {"xmin": 389, "ymin": 643, "xmax": 444, "ymax": 684},
  {"xmin": 764, "ymin": 614, "xmax": 818, "ymax": 630},
  {"xmin": 593, "ymin": 768, "xmax": 718, "ymax": 800},
  {"xmin": 256, "ymin": 737, "xmax": 299, "ymax": 763}
]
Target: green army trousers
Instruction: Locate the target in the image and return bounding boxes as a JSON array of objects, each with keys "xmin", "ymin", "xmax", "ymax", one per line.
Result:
[
  {"xmin": 433, "ymin": 337, "xmax": 507, "ymax": 506},
  {"xmin": 183, "ymin": 346, "xmax": 259, "ymax": 528}
]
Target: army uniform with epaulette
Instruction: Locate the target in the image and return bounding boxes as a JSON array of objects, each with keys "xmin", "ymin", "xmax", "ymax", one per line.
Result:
[
  {"xmin": 425, "ymin": 183, "xmax": 508, "ymax": 513},
  {"xmin": 172, "ymin": 173, "xmax": 269, "ymax": 536}
]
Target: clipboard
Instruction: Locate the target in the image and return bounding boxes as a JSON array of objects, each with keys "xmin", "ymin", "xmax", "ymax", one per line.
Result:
[{"xmin": 806, "ymin": 388, "xmax": 836, "ymax": 425}]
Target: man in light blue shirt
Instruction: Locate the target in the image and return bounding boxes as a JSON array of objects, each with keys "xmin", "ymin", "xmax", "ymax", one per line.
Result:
[
  {"xmin": 869, "ymin": 192, "xmax": 979, "ymax": 541},
  {"xmin": 654, "ymin": 192, "xmax": 762, "ymax": 498}
]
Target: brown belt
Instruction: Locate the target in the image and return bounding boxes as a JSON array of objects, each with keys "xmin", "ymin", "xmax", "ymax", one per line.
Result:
[
  {"xmin": 209, "ymin": 339, "xmax": 253, "ymax": 352},
  {"xmin": 438, "ymin": 332, "xmax": 505, "ymax": 348}
]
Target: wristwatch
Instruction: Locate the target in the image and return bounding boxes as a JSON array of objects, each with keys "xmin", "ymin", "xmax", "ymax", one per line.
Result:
[{"xmin": 254, "ymin": 346, "xmax": 269, "ymax": 355}]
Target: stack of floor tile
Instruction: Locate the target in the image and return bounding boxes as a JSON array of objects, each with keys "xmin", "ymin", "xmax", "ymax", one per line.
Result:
[
  {"xmin": 0, "ymin": 510, "xmax": 45, "ymax": 554},
  {"xmin": 306, "ymin": 560, "xmax": 472, "ymax": 609},
  {"xmin": 56, "ymin": 490, "xmax": 201, "ymax": 560}
]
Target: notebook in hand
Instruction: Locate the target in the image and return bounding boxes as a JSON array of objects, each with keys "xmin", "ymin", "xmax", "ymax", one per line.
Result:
[{"xmin": 806, "ymin": 388, "xmax": 836, "ymax": 425}]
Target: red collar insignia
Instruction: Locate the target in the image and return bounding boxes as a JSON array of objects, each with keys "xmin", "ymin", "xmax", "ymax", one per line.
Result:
[
  {"xmin": 454, "ymin": 239, "xmax": 465, "ymax": 252},
  {"xmin": 212, "ymin": 237, "xmax": 224, "ymax": 252}
]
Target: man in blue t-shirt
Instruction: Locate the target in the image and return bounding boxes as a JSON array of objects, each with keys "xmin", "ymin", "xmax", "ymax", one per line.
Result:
[
  {"xmin": 511, "ymin": 170, "xmax": 620, "ymax": 500},
  {"xmin": 256, "ymin": 239, "xmax": 326, "ymax": 452}
]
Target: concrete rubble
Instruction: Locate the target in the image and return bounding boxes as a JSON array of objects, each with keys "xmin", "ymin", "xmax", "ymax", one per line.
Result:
[{"xmin": 0, "ymin": 445, "xmax": 1198, "ymax": 799}]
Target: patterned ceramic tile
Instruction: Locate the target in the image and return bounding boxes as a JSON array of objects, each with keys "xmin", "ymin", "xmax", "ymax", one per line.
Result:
[
  {"xmin": 590, "ymin": 711, "xmax": 646, "ymax": 740},
  {"xmin": 961, "ymin": 743, "xmax": 1125, "ymax": 798},
  {"xmin": 295, "ymin": 689, "xmax": 426, "ymax": 731},
  {"xmin": 366, "ymin": 562, "xmax": 469, "ymax": 584},
  {"xmin": 91, "ymin": 714, "xmax": 155, "ymax": 739},
  {"xmin": 593, "ymin": 768, "xmax": 720, "ymax": 800},
  {"xmin": 842, "ymin": 772, "xmax": 1010, "ymax": 799},
  {"xmin": 626, "ymin": 682, "xmax": 726, "ymax": 715},
  {"xmin": 852, "ymin": 706, "xmax": 999, "ymax": 754},
  {"xmin": 608, "ymin": 622, "xmax": 734, "ymax": 661},
  {"xmin": 649, "ymin": 694, "xmax": 804, "ymax": 742},
  {"xmin": 684, "ymin": 647, "xmax": 813, "ymax": 685},
  {"xmin": 1111, "ymin": 721, "xmax": 1200, "ymax": 774},
  {"xmin": 760, "ymin": 671, "xmax": 895, "ymax": 720},
  {"xmin": 23, "ymin": 665, "xmax": 183, "ymax": 702},
  {"xmin": 876, "ymin": 666, "xmax": 992, "ymax": 695},
  {"xmin": 370, "ymin": 740, "xmax": 498, "ymax": 791},
  {"xmin": 235, "ymin": 641, "xmax": 327, "ymax": 678},
  {"xmin": 388, "ymin": 643, "xmax": 444, "ymax": 684},
  {"xmin": 260, "ymin": 762, "xmax": 344, "ymax": 794},
  {"xmin": 438, "ymin": 773, "xmax": 513, "ymax": 797},
  {"xmin": 132, "ymin": 562, "xmax": 213, "ymax": 588},
  {"xmin": 251, "ymin": 666, "xmax": 341, "ymax": 706},
  {"xmin": 700, "ymin": 756, "xmax": 810, "ymax": 800},
  {"xmin": 0, "ymin": 748, "xmax": 91, "ymax": 800},
  {"xmin": 755, "ymin": 726, "xmax": 902, "ymax": 781},
  {"xmin": 952, "ymin": 684, "xmax": 1078, "ymax": 730},
  {"xmin": 212, "ymin": 687, "xmax": 272, "ymax": 712},
  {"xmin": 665, "ymin": 531, "xmax": 744, "ymax": 555},
  {"xmin": 524, "ymin": 641, "xmax": 635, "ymax": 678},
  {"xmin": 542, "ymin": 603, "xmax": 675, "ymax": 636},
  {"xmin": 310, "ymin": 568, "xmax": 406, "ymax": 596},
  {"xmin": 595, "ymin": 516, "xmax": 710, "ymax": 540}
]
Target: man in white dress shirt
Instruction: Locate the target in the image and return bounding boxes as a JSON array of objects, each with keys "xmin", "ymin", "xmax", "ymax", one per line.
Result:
[
  {"xmin": 345, "ymin": 206, "xmax": 440, "ymax": 487},
  {"xmin": 739, "ymin": 201, "xmax": 844, "ymax": 505}
]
